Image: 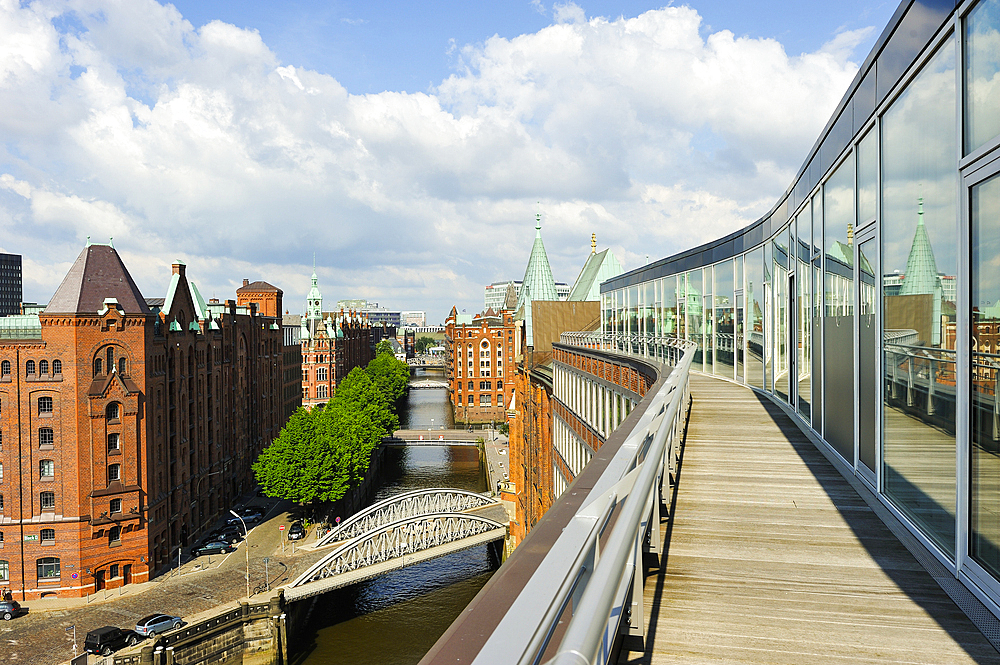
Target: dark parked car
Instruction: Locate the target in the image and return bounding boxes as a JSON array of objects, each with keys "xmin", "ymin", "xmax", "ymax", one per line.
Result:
[
  {"xmin": 0, "ymin": 600, "xmax": 25, "ymax": 621},
  {"xmin": 206, "ymin": 526, "xmax": 244, "ymax": 545},
  {"xmin": 287, "ymin": 521, "xmax": 306, "ymax": 541},
  {"xmin": 193, "ymin": 540, "xmax": 236, "ymax": 557},
  {"xmin": 84, "ymin": 626, "xmax": 139, "ymax": 655},
  {"xmin": 135, "ymin": 613, "xmax": 182, "ymax": 638}
]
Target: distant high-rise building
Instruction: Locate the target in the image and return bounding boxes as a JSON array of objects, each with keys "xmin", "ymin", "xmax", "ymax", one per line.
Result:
[
  {"xmin": 485, "ymin": 280, "xmax": 570, "ymax": 312},
  {"xmin": 401, "ymin": 310, "xmax": 426, "ymax": 327},
  {"xmin": 0, "ymin": 253, "xmax": 22, "ymax": 316}
]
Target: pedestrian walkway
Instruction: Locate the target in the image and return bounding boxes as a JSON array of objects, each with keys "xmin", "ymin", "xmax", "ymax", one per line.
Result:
[{"xmin": 624, "ymin": 374, "xmax": 1000, "ymax": 664}]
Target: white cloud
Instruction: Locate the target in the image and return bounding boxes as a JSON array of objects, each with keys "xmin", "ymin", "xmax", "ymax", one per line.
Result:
[{"xmin": 0, "ymin": 1, "xmax": 865, "ymax": 323}]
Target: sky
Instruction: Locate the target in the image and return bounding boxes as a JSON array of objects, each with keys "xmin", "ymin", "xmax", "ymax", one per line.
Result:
[{"xmin": 0, "ymin": 0, "xmax": 898, "ymax": 324}]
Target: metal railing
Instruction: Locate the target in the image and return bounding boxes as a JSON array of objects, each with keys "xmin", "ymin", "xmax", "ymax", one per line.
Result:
[{"xmin": 453, "ymin": 332, "xmax": 695, "ymax": 665}]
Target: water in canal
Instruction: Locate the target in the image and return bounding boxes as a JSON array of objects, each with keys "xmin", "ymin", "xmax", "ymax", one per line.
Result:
[{"xmin": 298, "ymin": 368, "xmax": 496, "ymax": 665}]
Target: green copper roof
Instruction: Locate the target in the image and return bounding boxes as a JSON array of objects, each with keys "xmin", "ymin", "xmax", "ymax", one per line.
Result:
[
  {"xmin": 899, "ymin": 198, "xmax": 942, "ymax": 297},
  {"xmin": 516, "ymin": 213, "xmax": 559, "ymax": 347},
  {"xmin": 306, "ymin": 268, "xmax": 323, "ymax": 322},
  {"xmin": 568, "ymin": 246, "xmax": 624, "ymax": 302}
]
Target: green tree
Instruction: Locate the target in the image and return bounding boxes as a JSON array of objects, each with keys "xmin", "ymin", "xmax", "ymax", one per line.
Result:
[
  {"xmin": 375, "ymin": 338, "xmax": 394, "ymax": 356},
  {"xmin": 415, "ymin": 336, "xmax": 435, "ymax": 353},
  {"xmin": 330, "ymin": 367, "xmax": 398, "ymax": 433},
  {"xmin": 366, "ymin": 351, "xmax": 409, "ymax": 409}
]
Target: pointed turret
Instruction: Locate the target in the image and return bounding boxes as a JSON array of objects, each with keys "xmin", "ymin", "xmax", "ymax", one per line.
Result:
[
  {"xmin": 516, "ymin": 212, "xmax": 559, "ymax": 347},
  {"xmin": 899, "ymin": 198, "xmax": 942, "ymax": 297},
  {"xmin": 46, "ymin": 244, "xmax": 150, "ymax": 315}
]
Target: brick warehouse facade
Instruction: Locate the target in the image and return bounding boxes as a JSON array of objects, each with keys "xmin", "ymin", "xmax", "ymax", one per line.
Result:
[
  {"xmin": 0, "ymin": 244, "xmax": 289, "ymax": 600},
  {"xmin": 445, "ymin": 307, "xmax": 515, "ymax": 425}
]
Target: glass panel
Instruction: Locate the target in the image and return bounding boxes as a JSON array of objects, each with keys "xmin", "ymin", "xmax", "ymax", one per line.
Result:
[
  {"xmin": 824, "ymin": 157, "xmax": 855, "ymax": 462},
  {"xmin": 764, "ymin": 241, "xmax": 773, "ymax": 392},
  {"xmin": 686, "ymin": 270, "xmax": 704, "ymax": 369},
  {"xmin": 972, "ymin": 171, "xmax": 1000, "ymax": 577},
  {"xmin": 881, "ymin": 37, "xmax": 957, "ymax": 556},
  {"xmin": 677, "ymin": 276, "xmax": 686, "ymax": 341},
  {"xmin": 664, "ymin": 276, "xmax": 677, "ymax": 340},
  {"xmin": 746, "ymin": 248, "xmax": 764, "ymax": 389},
  {"xmin": 628, "ymin": 285, "xmax": 639, "ymax": 353},
  {"xmin": 715, "ymin": 261, "xmax": 735, "ymax": 379},
  {"xmin": 812, "ymin": 196, "xmax": 824, "ymax": 435},
  {"xmin": 736, "ymin": 255, "xmax": 745, "ymax": 382},
  {"xmin": 643, "ymin": 281, "xmax": 655, "ymax": 355},
  {"xmin": 797, "ymin": 207, "xmax": 812, "ymax": 421},
  {"xmin": 705, "ymin": 266, "xmax": 714, "ymax": 372},
  {"xmin": 858, "ymin": 128, "xmax": 878, "ymax": 223},
  {"xmin": 858, "ymin": 237, "xmax": 877, "ymax": 473},
  {"xmin": 774, "ymin": 227, "xmax": 790, "ymax": 401},
  {"xmin": 965, "ymin": 0, "xmax": 1000, "ymax": 155}
]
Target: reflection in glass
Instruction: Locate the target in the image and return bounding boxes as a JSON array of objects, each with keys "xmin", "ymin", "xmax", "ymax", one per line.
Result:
[
  {"xmin": 685, "ymin": 270, "xmax": 704, "ymax": 368},
  {"xmin": 797, "ymin": 208, "xmax": 812, "ymax": 421},
  {"xmin": 745, "ymin": 248, "xmax": 764, "ymax": 389},
  {"xmin": 715, "ymin": 260, "xmax": 735, "ymax": 379},
  {"xmin": 643, "ymin": 281, "xmax": 655, "ymax": 356},
  {"xmin": 736, "ymin": 256, "xmax": 745, "ymax": 382},
  {"xmin": 858, "ymin": 128, "xmax": 878, "ymax": 223},
  {"xmin": 764, "ymin": 242, "xmax": 773, "ymax": 392},
  {"xmin": 663, "ymin": 275, "xmax": 677, "ymax": 340},
  {"xmin": 812, "ymin": 197, "xmax": 824, "ymax": 435},
  {"xmin": 823, "ymin": 157, "xmax": 856, "ymax": 462},
  {"xmin": 881, "ymin": 37, "xmax": 957, "ymax": 556},
  {"xmin": 965, "ymin": 0, "xmax": 1000, "ymax": 155},
  {"xmin": 858, "ymin": 237, "xmax": 877, "ymax": 474},
  {"xmin": 774, "ymin": 227, "xmax": 790, "ymax": 401},
  {"xmin": 971, "ymin": 172, "xmax": 1000, "ymax": 576},
  {"xmin": 705, "ymin": 267, "xmax": 714, "ymax": 372}
]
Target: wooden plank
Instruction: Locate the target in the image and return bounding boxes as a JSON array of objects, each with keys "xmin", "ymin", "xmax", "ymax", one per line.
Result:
[{"xmin": 623, "ymin": 375, "xmax": 999, "ymax": 664}]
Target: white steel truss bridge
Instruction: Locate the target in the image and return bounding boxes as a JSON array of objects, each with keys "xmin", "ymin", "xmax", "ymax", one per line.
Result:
[{"xmin": 284, "ymin": 489, "xmax": 506, "ymax": 601}]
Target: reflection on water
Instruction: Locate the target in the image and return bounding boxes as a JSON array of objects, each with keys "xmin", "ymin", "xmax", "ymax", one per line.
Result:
[
  {"xmin": 298, "ymin": 371, "xmax": 490, "ymax": 665},
  {"xmin": 401, "ymin": 368, "xmax": 454, "ymax": 430}
]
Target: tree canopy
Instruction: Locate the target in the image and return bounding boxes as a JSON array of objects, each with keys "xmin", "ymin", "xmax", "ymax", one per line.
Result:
[
  {"xmin": 253, "ymin": 345, "xmax": 412, "ymax": 507},
  {"xmin": 415, "ymin": 336, "xmax": 436, "ymax": 353}
]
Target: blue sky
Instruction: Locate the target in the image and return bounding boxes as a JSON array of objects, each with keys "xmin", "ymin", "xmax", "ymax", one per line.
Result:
[
  {"xmin": 169, "ymin": 1, "xmax": 897, "ymax": 94},
  {"xmin": 0, "ymin": 0, "xmax": 899, "ymax": 323}
]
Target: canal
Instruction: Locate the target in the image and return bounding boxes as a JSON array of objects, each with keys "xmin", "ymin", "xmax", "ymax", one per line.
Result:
[{"xmin": 298, "ymin": 368, "xmax": 497, "ymax": 665}]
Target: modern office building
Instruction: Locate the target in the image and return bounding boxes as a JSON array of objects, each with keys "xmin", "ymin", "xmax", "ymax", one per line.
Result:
[
  {"xmin": 597, "ymin": 0, "xmax": 1000, "ymax": 618},
  {"xmin": 0, "ymin": 253, "xmax": 22, "ymax": 317},
  {"xmin": 401, "ymin": 311, "xmax": 426, "ymax": 327},
  {"xmin": 485, "ymin": 280, "xmax": 571, "ymax": 312}
]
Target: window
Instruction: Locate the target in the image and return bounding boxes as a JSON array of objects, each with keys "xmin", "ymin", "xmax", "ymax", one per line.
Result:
[
  {"xmin": 40, "ymin": 492, "xmax": 55, "ymax": 510},
  {"xmin": 107, "ymin": 464, "xmax": 120, "ymax": 484},
  {"xmin": 37, "ymin": 557, "xmax": 60, "ymax": 579},
  {"xmin": 302, "ymin": 369, "xmax": 309, "ymax": 382},
  {"xmin": 94, "ymin": 357, "xmax": 102, "ymax": 376},
  {"xmin": 108, "ymin": 526, "xmax": 121, "ymax": 544},
  {"xmin": 118, "ymin": 357, "xmax": 126, "ymax": 375},
  {"xmin": 110, "ymin": 498, "xmax": 122, "ymax": 513},
  {"xmin": 317, "ymin": 384, "xmax": 328, "ymax": 399},
  {"xmin": 0, "ymin": 463, "xmax": 3, "ymax": 482},
  {"xmin": 38, "ymin": 396, "xmax": 52, "ymax": 414},
  {"xmin": 39, "ymin": 360, "xmax": 48, "ymax": 375},
  {"xmin": 106, "ymin": 403, "xmax": 119, "ymax": 420},
  {"xmin": 317, "ymin": 367, "xmax": 328, "ymax": 382},
  {"xmin": 40, "ymin": 528, "xmax": 54, "ymax": 543},
  {"xmin": 481, "ymin": 395, "xmax": 492, "ymax": 406},
  {"xmin": 110, "ymin": 563, "xmax": 120, "ymax": 577},
  {"xmin": 0, "ymin": 360, "xmax": 8, "ymax": 376},
  {"xmin": 106, "ymin": 346, "xmax": 114, "ymax": 371},
  {"xmin": 467, "ymin": 395, "xmax": 474, "ymax": 405},
  {"xmin": 0, "ymin": 560, "xmax": 7, "ymax": 582},
  {"xmin": 0, "ymin": 493, "xmax": 4, "ymax": 510},
  {"xmin": 468, "ymin": 381, "xmax": 473, "ymax": 390},
  {"xmin": 38, "ymin": 428, "xmax": 53, "ymax": 447},
  {"xmin": 52, "ymin": 359, "xmax": 61, "ymax": 374},
  {"xmin": 39, "ymin": 460, "xmax": 54, "ymax": 478},
  {"xmin": 303, "ymin": 388, "xmax": 309, "ymax": 399},
  {"xmin": 25, "ymin": 360, "xmax": 35, "ymax": 375},
  {"xmin": 107, "ymin": 433, "xmax": 120, "ymax": 452}
]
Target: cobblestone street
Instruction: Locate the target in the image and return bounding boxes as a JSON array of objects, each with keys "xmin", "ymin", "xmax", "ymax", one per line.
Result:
[{"xmin": 0, "ymin": 498, "xmax": 328, "ymax": 665}]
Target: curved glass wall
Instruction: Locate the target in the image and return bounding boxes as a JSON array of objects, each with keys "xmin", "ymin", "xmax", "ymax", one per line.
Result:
[{"xmin": 599, "ymin": 0, "xmax": 1000, "ymax": 615}]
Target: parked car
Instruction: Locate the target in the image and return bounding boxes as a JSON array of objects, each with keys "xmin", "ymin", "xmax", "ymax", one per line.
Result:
[
  {"xmin": 135, "ymin": 613, "xmax": 182, "ymax": 638},
  {"xmin": 226, "ymin": 507, "xmax": 264, "ymax": 526},
  {"xmin": 84, "ymin": 626, "xmax": 139, "ymax": 655},
  {"xmin": 0, "ymin": 600, "xmax": 25, "ymax": 621},
  {"xmin": 206, "ymin": 526, "xmax": 244, "ymax": 544},
  {"xmin": 193, "ymin": 540, "xmax": 236, "ymax": 557},
  {"xmin": 287, "ymin": 521, "xmax": 306, "ymax": 541}
]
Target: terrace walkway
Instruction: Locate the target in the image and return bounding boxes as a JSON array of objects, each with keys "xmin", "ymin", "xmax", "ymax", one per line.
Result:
[{"xmin": 625, "ymin": 374, "xmax": 1000, "ymax": 665}]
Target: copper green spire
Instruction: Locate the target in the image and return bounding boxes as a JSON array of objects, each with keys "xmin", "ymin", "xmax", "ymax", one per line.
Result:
[{"xmin": 516, "ymin": 210, "xmax": 559, "ymax": 346}]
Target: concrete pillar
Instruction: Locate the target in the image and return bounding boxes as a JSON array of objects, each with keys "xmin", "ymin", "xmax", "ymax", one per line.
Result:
[
  {"xmin": 140, "ymin": 645, "xmax": 154, "ymax": 665},
  {"xmin": 153, "ymin": 646, "xmax": 164, "ymax": 665},
  {"xmin": 165, "ymin": 646, "xmax": 175, "ymax": 665},
  {"xmin": 278, "ymin": 613, "xmax": 289, "ymax": 665}
]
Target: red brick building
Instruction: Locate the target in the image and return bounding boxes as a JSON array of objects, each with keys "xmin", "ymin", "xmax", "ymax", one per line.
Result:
[
  {"xmin": 0, "ymin": 244, "xmax": 288, "ymax": 599},
  {"xmin": 445, "ymin": 307, "xmax": 516, "ymax": 425}
]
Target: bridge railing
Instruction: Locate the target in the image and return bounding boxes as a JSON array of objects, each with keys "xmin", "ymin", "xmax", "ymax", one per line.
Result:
[{"xmin": 423, "ymin": 332, "xmax": 696, "ymax": 665}]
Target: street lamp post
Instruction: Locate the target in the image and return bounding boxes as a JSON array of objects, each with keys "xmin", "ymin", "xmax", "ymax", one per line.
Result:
[{"xmin": 229, "ymin": 510, "xmax": 250, "ymax": 598}]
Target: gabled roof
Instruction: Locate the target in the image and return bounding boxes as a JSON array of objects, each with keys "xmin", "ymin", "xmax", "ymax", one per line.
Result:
[
  {"xmin": 46, "ymin": 244, "xmax": 149, "ymax": 315},
  {"xmin": 568, "ymin": 247, "xmax": 624, "ymax": 302},
  {"xmin": 237, "ymin": 280, "xmax": 281, "ymax": 293}
]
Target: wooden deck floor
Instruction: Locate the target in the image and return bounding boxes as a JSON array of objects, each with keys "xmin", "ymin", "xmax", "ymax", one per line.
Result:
[{"xmin": 622, "ymin": 375, "xmax": 1000, "ymax": 665}]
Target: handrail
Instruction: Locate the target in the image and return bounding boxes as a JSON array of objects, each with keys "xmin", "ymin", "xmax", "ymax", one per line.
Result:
[{"xmin": 447, "ymin": 332, "xmax": 695, "ymax": 665}]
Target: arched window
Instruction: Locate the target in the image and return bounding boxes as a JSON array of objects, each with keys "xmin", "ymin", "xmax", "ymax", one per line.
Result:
[
  {"xmin": 38, "ymin": 396, "xmax": 52, "ymax": 414},
  {"xmin": 94, "ymin": 357, "xmax": 103, "ymax": 376},
  {"xmin": 40, "ymin": 492, "xmax": 54, "ymax": 510},
  {"xmin": 40, "ymin": 528, "xmax": 54, "ymax": 543},
  {"xmin": 108, "ymin": 525, "xmax": 121, "ymax": 544},
  {"xmin": 39, "ymin": 460, "xmax": 54, "ymax": 478},
  {"xmin": 0, "ymin": 360, "xmax": 9, "ymax": 376},
  {"xmin": 25, "ymin": 360, "xmax": 35, "ymax": 375},
  {"xmin": 36, "ymin": 557, "xmax": 60, "ymax": 579},
  {"xmin": 118, "ymin": 357, "xmax": 126, "ymax": 375},
  {"xmin": 106, "ymin": 403, "xmax": 120, "ymax": 420},
  {"xmin": 106, "ymin": 346, "xmax": 114, "ymax": 371},
  {"xmin": 39, "ymin": 360, "xmax": 48, "ymax": 375},
  {"xmin": 52, "ymin": 359, "xmax": 61, "ymax": 375},
  {"xmin": 38, "ymin": 428, "xmax": 54, "ymax": 447}
]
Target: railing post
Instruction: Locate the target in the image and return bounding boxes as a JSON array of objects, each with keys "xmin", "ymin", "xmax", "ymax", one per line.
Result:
[{"xmin": 927, "ymin": 357, "xmax": 936, "ymax": 416}]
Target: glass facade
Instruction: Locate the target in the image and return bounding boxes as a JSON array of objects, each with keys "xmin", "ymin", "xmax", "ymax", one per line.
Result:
[{"xmin": 600, "ymin": 0, "xmax": 1000, "ymax": 615}]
